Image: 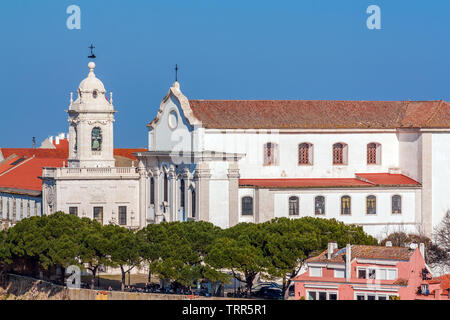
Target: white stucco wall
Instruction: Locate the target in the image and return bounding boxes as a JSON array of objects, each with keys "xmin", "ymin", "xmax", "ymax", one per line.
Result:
[
  {"xmin": 431, "ymin": 133, "xmax": 450, "ymax": 230},
  {"xmin": 208, "ymin": 180, "xmax": 230, "ymax": 228},
  {"xmin": 203, "ymin": 130, "xmax": 401, "ymax": 179},
  {"xmin": 152, "ymin": 95, "xmax": 193, "ymax": 153},
  {"xmin": 236, "ymin": 187, "xmax": 419, "ymax": 239},
  {"xmin": 56, "ymin": 179, "xmax": 140, "ymax": 227},
  {"xmin": 398, "ymin": 131, "xmax": 422, "ymax": 182}
]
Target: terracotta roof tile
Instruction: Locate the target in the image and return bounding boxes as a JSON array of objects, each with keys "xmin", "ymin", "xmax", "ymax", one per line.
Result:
[
  {"xmin": 239, "ymin": 174, "xmax": 420, "ymax": 189},
  {"xmin": 0, "ymin": 157, "xmax": 66, "ymax": 191},
  {"xmin": 306, "ymin": 245, "xmax": 415, "ymax": 264},
  {"xmin": 188, "ymin": 100, "xmax": 450, "ymax": 129}
]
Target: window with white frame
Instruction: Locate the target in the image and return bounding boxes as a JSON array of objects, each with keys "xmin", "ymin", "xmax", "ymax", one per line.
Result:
[
  {"xmin": 334, "ymin": 269, "xmax": 345, "ymax": 278},
  {"xmin": 307, "ymin": 290, "xmax": 338, "ymax": 300},
  {"xmin": 357, "ymin": 267, "xmax": 397, "ymax": 280},
  {"xmin": 309, "ymin": 267, "xmax": 322, "ymax": 277},
  {"xmin": 355, "ymin": 292, "xmax": 391, "ymax": 300}
]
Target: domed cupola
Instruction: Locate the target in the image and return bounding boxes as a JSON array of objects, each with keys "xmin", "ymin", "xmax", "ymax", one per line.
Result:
[
  {"xmin": 67, "ymin": 61, "xmax": 116, "ymax": 168},
  {"xmin": 69, "ymin": 62, "xmax": 113, "ymax": 112}
]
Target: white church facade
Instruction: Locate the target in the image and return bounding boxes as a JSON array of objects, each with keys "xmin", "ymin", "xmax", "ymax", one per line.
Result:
[{"xmin": 41, "ymin": 62, "xmax": 450, "ymax": 239}]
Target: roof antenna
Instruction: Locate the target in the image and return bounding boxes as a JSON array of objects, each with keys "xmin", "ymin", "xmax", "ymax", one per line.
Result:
[
  {"xmin": 32, "ymin": 137, "xmax": 36, "ymax": 149},
  {"xmin": 88, "ymin": 44, "xmax": 96, "ymax": 59}
]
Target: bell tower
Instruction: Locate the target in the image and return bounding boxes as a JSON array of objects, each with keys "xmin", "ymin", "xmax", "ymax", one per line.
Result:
[{"xmin": 67, "ymin": 62, "xmax": 116, "ymax": 168}]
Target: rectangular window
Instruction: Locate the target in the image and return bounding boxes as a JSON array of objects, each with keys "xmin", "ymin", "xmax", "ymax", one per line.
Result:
[
  {"xmin": 150, "ymin": 178, "xmax": 155, "ymax": 205},
  {"xmin": 314, "ymin": 196, "xmax": 325, "ymax": 215},
  {"xmin": 387, "ymin": 269, "xmax": 397, "ymax": 280},
  {"xmin": 366, "ymin": 196, "xmax": 376, "ymax": 215},
  {"xmin": 334, "ymin": 269, "xmax": 345, "ymax": 278},
  {"xmin": 328, "ymin": 293, "xmax": 337, "ymax": 300},
  {"xmin": 264, "ymin": 143, "xmax": 278, "ymax": 166},
  {"xmin": 377, "ymin": 269, "xmax": 387, "ymax": 280},
  {"xmin": 298, "ymin": 143, "xmax": 311, "ymax": 165},
  {"xmin": 93, "ymin": 206, "xmax": 103, "ymax": 225},
  {"xmin": 392, "ymin": 195, "xmax": 402, "ymax": 214},
  {"xmin": 358, "ymin": 269, "xmax": 367, "ymax": 279},
  {"xmin": 367, "ymin": 143, "xmax": 378, "ymax": 164},
  {"xmin": 356, "ymin": 294, "xmax": 365, "ymax": 300},
  {"xmin": 367, "ymin": 294, "xmax": 376, "ymax": 301},
  {"xmin": 241, "ymin": 197, "xmax": 253, "ymax": 216},
  {"xmin": 333, "ymin": 143, "xmax": 345, "ymax": 165},
  {"xmin": 368, "ymin": 268, "xmax": 376, "ymax": 279},
  {"xmin": 378, "ymin": 295, "xmax": 387, "ymax": 300},
  {"xmin": 309, "ymin": 267, "xmax": 322, "ymax": 277},
  {"xmin": 308, "ymin": 291, "xmax": 316, "ymax": 300},
  {"xmin": 119, "ymin": 206, "xmax": 127, "ymax": 226},
  {"xmin": 341, "ymin": 196, "xmax": 351, "ymax": 215},
  {"xmin": 288, "ymin": 196, "xmax": 299, "ymax": 216},
  {"xmin": 69, "ymin": 207, "xmax": 78, "ymax": 216},
  {"xmin": 318, "ymin": 292, "xmax": 327, "ymax": 300}
]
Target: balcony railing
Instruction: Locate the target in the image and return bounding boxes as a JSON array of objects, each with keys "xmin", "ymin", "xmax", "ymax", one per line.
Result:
[{"xmin": 42, "ymin": 167, "xmax": 139, "ymax": 178}]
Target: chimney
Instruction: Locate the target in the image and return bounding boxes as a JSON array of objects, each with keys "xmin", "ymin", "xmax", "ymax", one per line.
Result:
[
  {"xmin": 385, "ymin": 241, "xmax": 392, "ymax": 247},
  {"xmin": 55, "ymin": 136, "xmax": 60, "ymax": 145},
  {"xmin": 419, "ymin": 243, "xmax": 425, "ymax": 260},
  {"xmin": 345, "ymin": 244, "xmax": 352, "ymax": 282},
  {"xmin": 327, "ymin": 242, "xmax": 338, "ymax": 259}
]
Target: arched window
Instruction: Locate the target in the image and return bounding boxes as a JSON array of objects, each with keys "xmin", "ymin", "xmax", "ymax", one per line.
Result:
[
  {"xmin": 298, "ymin": 143, "xmax": 313, "ymax": 165},
  {"xmin": 315, "ymin": 196, "xmax": 325, "ymax": 215},
  {"xmin": 150, "ymin": 178, "xmax": 155, "ymax": 205},
  {"xmin": 366, "ymin": 195, "xmax": 376, "ymax": 215},
  {"xmin": 333, "ymin": 143, "xmax": 348, "ymax": 165},
  {"xmin": 91, "ymin": 127, "xmax": 102, "ymax": 151},
  {"xmin": 180, "ymin": 180, "xmax": 185, "ymax": 208},
  {"xmin": 242, "ymin": 196, "xmax": 253, "ymax": 215},
  {"xmin": 163, "ymin": 171, "xmax": 168, "ymax": 202},
  {"xmin": 367, "ymin": 143, "xmax": 381, "ymax": 165},
  {"xmin": 392, "ymin": 195, "xmax": 402, "ymax": 214},
  {"xmin": 289, "ymin": 196, "xmax": 299, "ymax": 215},
  {"xmin": 264, "ymin": 142, "xmax": 278, "ymax": 166},
  {"xmin": 341, "ymin": 195, "xmax": 351, "ymax": 215},
  {"xmin": 191, "ymin": 188, "xmax": 196, "ymax": 218}
]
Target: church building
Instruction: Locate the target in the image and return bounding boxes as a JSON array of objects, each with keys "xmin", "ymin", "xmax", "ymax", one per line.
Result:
[{"xmin": 40, "ymin": 62, "xmax": 450, "ymax": 239}]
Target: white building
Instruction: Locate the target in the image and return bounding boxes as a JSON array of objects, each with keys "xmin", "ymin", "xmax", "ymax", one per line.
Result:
[{"xmin": 42, "ymin": 62, "xmax": 450, "ymax": 239}]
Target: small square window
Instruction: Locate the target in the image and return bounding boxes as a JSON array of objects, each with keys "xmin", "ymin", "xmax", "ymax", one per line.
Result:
[
  {"xmin": 358, "ymin": 269, "xmax": 367, "ymax": 279},
  {"xmin": 308, "ymin": 291, "xmax": 316, "ymax": 300},
  {"xmin": 318, "ymin": 292, "xmax": 327, "ymax": 300},
  {"xmin": 69, "ymin": 207, "xmax": 78, "ymax": 216},
  {"xmin": 328, "ymin": 293, "xmax": 337, "ymax": 300}
]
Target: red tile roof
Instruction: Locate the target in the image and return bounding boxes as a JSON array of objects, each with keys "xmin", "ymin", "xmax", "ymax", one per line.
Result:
[
  {"xmin": 114, "ymin": 148, "xmax": 147, "ymax": 161},
  {"xmin": 240, "ymin": 173, "xmax": 420, "ymax": 189},
  {"xmin": 306, "ymin": 245, "xmax": 415, "ymax": 264},
  {"xmin": 239, "ymin": 178, "xmax": 372, "ymax": 188},
  {"xmin": 355, "ymin": 173, "xmax": 420, "ymax": 186},
  {"xmin": 188, "ymin": 100, "xmax": 450, "ymax": 129},
  {"xmin": 0, "ymin": 157, "xmax": 66, "ymax": 191},
  {"xmin": 0, "ymin": 144, "xmax": 147, "ymax": 193}
]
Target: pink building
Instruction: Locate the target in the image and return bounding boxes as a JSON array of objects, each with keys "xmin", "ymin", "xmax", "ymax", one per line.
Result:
[{"xmin": 294, "ymin": 243, "xmax": 449, "ymax": 300}]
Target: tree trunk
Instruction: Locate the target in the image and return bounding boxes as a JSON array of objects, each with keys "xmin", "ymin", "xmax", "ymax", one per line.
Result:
[
  {"xmin": 148, "ymin": 269, "xmax": 151, "ymax": 283},
  {"xmin": 90, "ymin": 267, "xmax": 97, "ymax": 290},
  {"xmin": 120, "ymin": 265, "xmax": 125, "ymax": 291}
]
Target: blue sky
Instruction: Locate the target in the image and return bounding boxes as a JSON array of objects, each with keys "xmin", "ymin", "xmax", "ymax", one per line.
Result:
[{"xmin": 0, "ymin": 0, "xmax": 449, "ymax": 148}]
